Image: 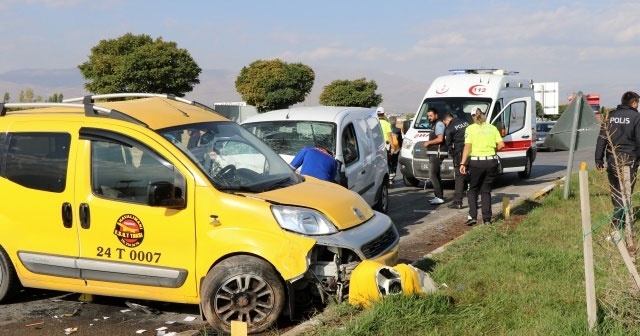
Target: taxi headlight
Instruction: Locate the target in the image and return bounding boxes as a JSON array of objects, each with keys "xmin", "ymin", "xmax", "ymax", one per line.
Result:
[
  {"xmin": 271, "ymin": 205, "xmax": 338, "ymax": 235},
  {"xmin": 402, "ymin": 138, "xmax": 413, "ymax": 150}
]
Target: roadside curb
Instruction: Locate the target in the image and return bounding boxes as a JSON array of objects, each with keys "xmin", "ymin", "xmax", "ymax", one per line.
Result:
[{"xmin": 283, "ymin": 179, "xmax": 563, "ymax": 336}]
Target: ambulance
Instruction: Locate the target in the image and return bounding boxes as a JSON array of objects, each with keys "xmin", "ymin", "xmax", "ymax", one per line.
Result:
[{"xmin": 399, "ymin": 68, "xmax": 537, "ymax": 187}]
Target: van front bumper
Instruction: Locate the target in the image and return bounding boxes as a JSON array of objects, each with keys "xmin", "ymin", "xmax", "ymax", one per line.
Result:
[{"xmin": 312, "ymin": 212, "xmax": 399, "ymax": 264}]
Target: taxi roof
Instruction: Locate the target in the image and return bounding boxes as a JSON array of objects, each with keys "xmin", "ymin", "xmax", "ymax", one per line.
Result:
[{"xmin": 1, "ymin": 95, "xmax": 228, "ymax": 130}]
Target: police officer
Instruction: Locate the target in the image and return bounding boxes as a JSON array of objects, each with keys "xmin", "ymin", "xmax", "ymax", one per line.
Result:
[
  {"xmin": 423, "ymin": 107, "xmax": 447, "ymax": 205},
  {"xmin": 443, "ymin": 112, "xmax": 469, "ymax": 209},
  {"xmin": 460, "ymin": 106, "xmax": 504, "ymax": 225},
  {"xmin": 595, "ymin": 91, "xmax": 640, "ymax": 228}
]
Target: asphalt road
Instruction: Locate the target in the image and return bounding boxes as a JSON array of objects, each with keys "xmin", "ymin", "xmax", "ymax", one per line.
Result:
[{"xmin": 0, "ymin": 147, "xmax": 596, "ymax": 335}]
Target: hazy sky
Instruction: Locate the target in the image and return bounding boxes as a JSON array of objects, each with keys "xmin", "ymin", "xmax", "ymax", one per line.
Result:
[{"xmin": 1, "ymin": 0, "xmax": 638, "ymax": 107}]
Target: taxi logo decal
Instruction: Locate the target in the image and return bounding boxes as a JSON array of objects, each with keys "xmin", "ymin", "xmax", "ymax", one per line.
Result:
[{"xmin": 114, "ymin": 214, "xmax": 145, "ymax": 248}]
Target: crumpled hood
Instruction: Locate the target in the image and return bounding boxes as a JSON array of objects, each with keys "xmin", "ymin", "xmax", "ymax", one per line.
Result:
[{"xmin": 253, "ymin": 178, "xmax": 374, "ymax": 230}]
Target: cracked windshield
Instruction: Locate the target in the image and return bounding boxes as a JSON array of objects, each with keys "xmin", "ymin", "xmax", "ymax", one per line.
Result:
[{"xmin": 160, "ymin": 121, "xmax": 299, "ymax": 191}]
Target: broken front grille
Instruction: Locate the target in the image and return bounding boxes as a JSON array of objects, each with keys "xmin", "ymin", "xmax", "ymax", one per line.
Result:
[{"xmin": 361, "ymin": 226, "xmax": 398, "ymax": 259}]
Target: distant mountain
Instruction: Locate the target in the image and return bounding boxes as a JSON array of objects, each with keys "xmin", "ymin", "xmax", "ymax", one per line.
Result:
[{"xmin": 0, "ymin": 67, "xmax": 428, "ymax": 115}]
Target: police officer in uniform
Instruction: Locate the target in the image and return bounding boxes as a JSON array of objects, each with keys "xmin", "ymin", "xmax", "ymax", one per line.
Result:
[
  {"xmin": 595, "ymin": 91, "xmax": 640, "ymax": 228},
  {"xmin": 443, "ymin": 112, "xmax": 469, "ymax": 209},
  {"xmin": 460, "ymin": 106, "xmax": 504, "ymax": 225},
  {"xmin": 423, "ymin": 107, "xmax": 447, "ymax": 205}
]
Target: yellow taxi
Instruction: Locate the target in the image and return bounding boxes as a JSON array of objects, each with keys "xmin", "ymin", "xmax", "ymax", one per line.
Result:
[{"xmin": 0, "ymin": 94, "xmax": 398, "ymax": 334}]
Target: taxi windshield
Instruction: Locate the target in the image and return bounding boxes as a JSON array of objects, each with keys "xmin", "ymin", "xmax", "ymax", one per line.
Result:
[{"xmin": 159, "ymin": 121, "xmax": 300, "ymax": 192}]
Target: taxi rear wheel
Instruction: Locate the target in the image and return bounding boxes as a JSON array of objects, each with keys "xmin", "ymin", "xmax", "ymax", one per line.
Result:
[
  {"xmin": 0, "ymin": 246, "xmax": 20, "ymax": 303},
  {"xmin": 201, "ymin": 255, "xmax": 285, "ymax": 334}
]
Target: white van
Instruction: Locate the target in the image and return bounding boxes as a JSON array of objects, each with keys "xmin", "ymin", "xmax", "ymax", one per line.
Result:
[
  {"xmin": 242, "ymin": 106, "xmax": 390, "ymax": 213},
  {"xmin": 399, "ymin": 68, "xmax": 537, "ymax": 187}
]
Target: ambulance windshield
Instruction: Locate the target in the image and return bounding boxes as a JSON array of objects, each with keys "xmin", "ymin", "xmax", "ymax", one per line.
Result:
[{"xmin": 414, "ymin": 97, "xmax": 491, "ymax": 129}]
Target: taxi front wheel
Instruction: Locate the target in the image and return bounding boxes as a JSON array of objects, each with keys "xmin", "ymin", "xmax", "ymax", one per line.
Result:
[
  {"xmin": 0, "ymin": 246, "xmax": 20, "ymax": 303},
  {"xmin": 201, "ymin": 255, "xmax": 285, "ymax": 334}
]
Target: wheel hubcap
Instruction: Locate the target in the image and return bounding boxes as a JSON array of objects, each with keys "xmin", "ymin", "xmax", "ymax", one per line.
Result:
[{"xmin": 214, "ymin": 274, "xmax": 275, "ymax": 327}]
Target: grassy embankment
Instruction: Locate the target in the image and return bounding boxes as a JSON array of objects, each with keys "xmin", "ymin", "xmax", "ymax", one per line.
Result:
[{"xmin": 300, "ymin": 169, "xmax": 640, "ymax": 335}]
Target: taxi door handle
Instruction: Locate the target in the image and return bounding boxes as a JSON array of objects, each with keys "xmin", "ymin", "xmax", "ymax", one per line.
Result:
[
  {"xmin": 521, "ymin": 135, "xmax": 530, "ymax": 138},
  {"xmin": 79, "ymin": 203, "xmax": 91, "ymax": 229},
  {"xmin": 62, "ymin": 202, "xmax": 72, "ymax": 228}
]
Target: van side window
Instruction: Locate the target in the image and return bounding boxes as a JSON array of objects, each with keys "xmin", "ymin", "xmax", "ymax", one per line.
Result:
[
  {"xmin": 2, "ymin": 132, "xmax": 70, "ymax": 192},
  {"xmin": 342, "ymin": 124, "xmax": 359, "ymax": 166},
  {"xmin": 91, "ymin": 139, "xmax": 185, "ymax": 205},
  {"xmin": 493, "ymin": 101, "xmax": 526, "ymax": 136}
]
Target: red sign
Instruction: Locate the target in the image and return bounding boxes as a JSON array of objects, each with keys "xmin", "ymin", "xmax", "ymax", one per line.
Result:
[
  {"xmin": 435, "ymin": 85, "xmax": 449, "ymax": 94},
  {"xmin": 468, "ymin": 85, "xmax": 487, "ymax": 96}
]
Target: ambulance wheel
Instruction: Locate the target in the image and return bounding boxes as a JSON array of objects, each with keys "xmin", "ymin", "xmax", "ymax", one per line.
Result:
[
  {"xmin": 518, "ymin": 156, "xmax": 532, "ymax": 178},
  {"xmin": 548, "ymin": 147, "xmax": 556, "ymax": 152},
  {"xmin": 374, "ymin": 182, "xmax": 389, "ymax": 213},
  {"xmin": 201, "ymin": 255, "xmax": 285, "ymax": 334},
  {"xmin": 0, "ymin": 246, "xmax": 20, "ymax": 303},
  {"xmin": 403, "ymin": 175, "xmax": 419, "ymax": 187}
]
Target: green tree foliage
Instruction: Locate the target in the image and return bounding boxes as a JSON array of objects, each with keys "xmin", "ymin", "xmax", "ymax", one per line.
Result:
[
  {"xmin": 319, "ymin": 78, "xmax": 383, "ymax": 107},
  {"xmin": 47, "ymin": 93, "xmax": 64, "ymax": 102},
  {"xmin": 3, "ymin": 93, "xmax": 9, "ymax": 103},
  {"xmin": 78, "ymin": 33, "xmax": 201, "ymax": 96},
  {"xmin": 235, "ymin": 59, "xmax": 314, "ymax": 112},
  {"xmin": 19, "ymin": 88, "xmax": 35, "ymax": 102}
]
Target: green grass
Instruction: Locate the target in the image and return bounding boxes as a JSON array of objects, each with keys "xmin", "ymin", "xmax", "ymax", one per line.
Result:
[{"xmin": 302, "ymin": 170, "xmax": 640, "ymax": 335}]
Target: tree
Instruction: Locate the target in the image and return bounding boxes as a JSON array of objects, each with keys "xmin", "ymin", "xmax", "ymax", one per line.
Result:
[
  {"xmin": 235, "ymin": 59, "xmax": 314, "ymax": 112},
  {"xmin": 319, "ymin": 78, "xmax": 382, "ymax": 108},
  {"xmin": 3, "ymin": 93, "xmax": 9, "ymax": 103},
  {"xmin": 19, "ymin": 88, "xmax": 35, "ymax": 102},
  {"xmin": 78, "ymin": 33, "xmax": 201, "ymax": 97},
  {"xmin": 47, "ymin": 93, "xmax": 64, "ymax": 102}
]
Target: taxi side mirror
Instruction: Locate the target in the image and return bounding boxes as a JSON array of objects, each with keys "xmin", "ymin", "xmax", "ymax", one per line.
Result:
[{"xmin": 148, "ymin": 181, "xmax": 186, "ymax": 209}]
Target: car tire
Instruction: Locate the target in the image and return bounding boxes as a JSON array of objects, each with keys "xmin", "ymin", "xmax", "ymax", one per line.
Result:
[
  {"xmin": 0, "ymin": 246, "xmax": 20, "ymax": 303},
  {"xmin": 403, "ymin": 175, "xmax": 419, "ymax": 188},
  {"xmin": 201, "ymin": 255, "xmax": 285, "ymax": 334},
  {"xmin": 549, "ymin": 147, "xmax": 556, "ymax": 152},
  {"xmin": 518, "ymin": 155, "xmax": 532, "ymax": 178},
  {"xmin": 373, "ymin": 182, "xmax": 389, "ymax": 213}
]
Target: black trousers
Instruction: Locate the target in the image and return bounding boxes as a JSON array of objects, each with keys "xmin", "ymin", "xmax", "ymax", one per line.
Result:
[
  {"xmin": 428, "ymin": 155, "xmax": 443, "ymax": 199},
  {"xmin": 452, "ymin": 151, "xmax": 467, "ymax": 205},
  {"xmin": 606, "ymin": 158, "xmax": 638, "ymax": 227},
  {"xmin": 467, "ymin": 158, "xmax": 498, "ymax": 221}
]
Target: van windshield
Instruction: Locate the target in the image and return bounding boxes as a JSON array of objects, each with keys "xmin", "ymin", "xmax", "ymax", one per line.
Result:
[
  {"xmin": 413, "ymin": 97, "xmax": 491, "ymax": 129},
  {"xmin": 158, "ymin": 121, "xmax": 300, "ymax": 192},
  {"xmin": 242, "ymin": 121, "xmax": 337, "ymax": 157}
]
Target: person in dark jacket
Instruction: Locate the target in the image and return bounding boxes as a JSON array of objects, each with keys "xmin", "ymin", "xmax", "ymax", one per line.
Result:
[
  {"xmin": 595, "ymin": 91, "xmax": 640, "ymax": 228},
  {"xmin": 443, "ymin": 112, "xmax": 469, "ymax": 209}
]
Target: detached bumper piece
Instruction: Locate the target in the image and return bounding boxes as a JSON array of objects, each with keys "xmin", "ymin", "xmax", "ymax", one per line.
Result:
[{"xmin": 348, "ymin": 260, "xmax": 437, "ymax": 307}]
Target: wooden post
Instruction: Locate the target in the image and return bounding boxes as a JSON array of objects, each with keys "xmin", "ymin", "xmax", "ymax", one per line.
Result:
[
  {"xmin": 502, "ymin": 197, "xmax": 510, "ymax": 220},
  {"xmin": 578, "ymin": 162, "xmax": 597, "ymax": 331},
  {"xmin": 621, "ymin": 166, "xmax": 634, "ymax": 249},
  {"xmin": 231, "ymin": 321, "xmax": 247, "ymax": 336},
  {"xmin": 612, "ymin": 231, "xmax": 640, "ymax": 290}
]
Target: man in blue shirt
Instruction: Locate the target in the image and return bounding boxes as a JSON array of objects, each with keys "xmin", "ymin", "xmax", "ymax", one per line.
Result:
[{"xmin": 290, "ymin": 146, "xmax": 338, "ymax": 182}]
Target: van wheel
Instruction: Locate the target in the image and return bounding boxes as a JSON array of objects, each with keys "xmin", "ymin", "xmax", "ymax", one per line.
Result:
[
  {"xmin": 0, "ymin": 246, "xmax": 20, "ymax": 303},
  {"xmin": 403, "ymin": 175, "xmax": 419, "ymax": 187},
  {"xmin": 201, "ymin": 255, "xmax": 285, "ymax": 334},
  {"xmin": 549, "ymin": 147, "xmax": 556, "ymax": 152},
  {"xmin": 518, "ymin": 156, "xmax": 532, "ymax": 178},
  {"xmin": 374, "ymin": 182, "xmax": 389, "ymax": 213}
]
